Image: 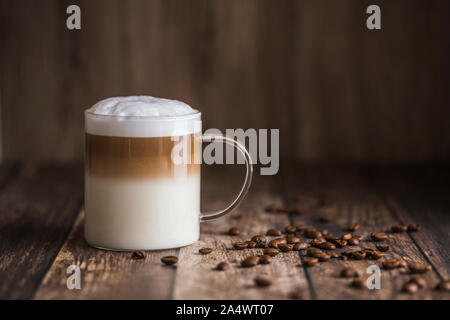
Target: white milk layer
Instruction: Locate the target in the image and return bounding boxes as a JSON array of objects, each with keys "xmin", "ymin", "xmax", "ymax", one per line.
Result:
[{"xmin": 85, "ymin": 175, "xmax": 201, "ymax": 250}]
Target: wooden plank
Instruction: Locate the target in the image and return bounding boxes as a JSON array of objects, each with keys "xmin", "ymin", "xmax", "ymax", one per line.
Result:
[
  {"xmin": 0, "ymin": 164, "xmax": 82, "ymax": 299},
  {"xmin": 173, "ymin": 166, "xmax": 310, "ymax": 299},
  {"xmin": 282, "ymin": 165, "xmax": 448, "ymax": 300}
]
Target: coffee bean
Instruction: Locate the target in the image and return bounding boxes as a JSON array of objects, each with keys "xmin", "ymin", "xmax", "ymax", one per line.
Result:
[
  {"xmin": 216, "ymin": 262, "xmax": 229, "ymax": 271},
  {"xmin": 319, "ymin": 241, "xmax": 336, "ymax": 250},
  {"xmin": 347, "ymin": 238, "xmax": 359, "ymax": 246},
  {"xmin": 435, "ymin": 280, "xmax": 450, "ymax": 292},
  {"xmin": 371, "ymin": 232, "xmax": 388, "ymax": 242},
  {"xmin": 407, "ymin": 224, "xmax": 420, "ymax": 232},
  {"xmin": 233, "ymin": 242, "xmax": 248, "ymax": 250},
  {"xmin": 131, "ymin": 251, "xmax": 146, "ymax": 260},
  {"xmin": 293, "ymin": 242, "xmax": 309, "ymax": 251},
  {"xmin": 199, "ymin": 247, "xmax": 213, "ymax": 254},
  {"xmin": 341, "ymin": 233, "xmax": 352, "ymax": 241},
  {"xmin": 294, "ymin": 224, "xmax": 307, "ymax": 231},
  {"xmin": 285, "ymin": 225, "xmax": 297, "ymax": 234},
  {"xmin": 376, "ymin": 244, "xmax": 389, "ymax": 252},
  {"xmin": 268, "ymin": 238, "xmax": 287, "ymax": 248},
  {"xmin": 241, "ymin": 256, "xmax": 259, "ymax": 268},
  {"xmin": 267, "ymin": 228, "xmax": 282, "ymax": 236},
  {"xmin": 321, "ymin": 229, "xmax": 329, "ymax": 236},
  {"xmin": 353, "ymin": 235, "xmax": 363, "ymax": 241},
  {"xmin": 264, "ymin": 247, "xmax": 280, "ymax": 257},
  {"xmin": 228, "ymin": 227, "xmax": 241, "ymax": 236},
  {"xmin": 340, "ymin": 267, "xmax": 359, "ymax": 278},
  {"xmin": 409, "ymin": 275, "xmax": 427, "ymax": 288},
  {"xmin": 347, "ymin": 223, "xmax": 360, "ymax": 232},
  {"xmin": 350, "ymin": 251, "xmax": 366, "ymax": 260},
  {"xmin": 368, "ymin": 250, "xmax": 385, "ymax": 260},
  {"xmin": 161, "ymin": 256, "xmax": 178, "ymax": 265},
  {"xmin": 259, "ymin": 254, "xmax": 273, "ymax": 264},
  {"xmin": 251, "ymin": 235, "xmax": 267, "ymax": 248},
  {"xmin": 382, "ymin": 258, "xmax": 402, "ymax": 269},
  {"xmin": 408, "ymin": 263, "xmax": 431, "ymax": 274},
  {"xmin": 254, "ymin": 276, "xmax": 272, "ymax": 287},
  {"xmin": 246, "ymin": 241, "xmax": 257, "ymax": 248},
  {"xmin": 325, "ymin": 235, "xmax": 338, "ymax": 243},
  {"xmin": 307, "ymin": 248, "xmax": 323, "ymax": 258},
  {"xmin": 335, "ymin": 240, "xmax": 348, "ymax": 248},
  {"xmin": 402, "ymin": 282, "xmax": 419, "ymax": 293},
  {"xmin": 327, "ymin": 251, "xmax": 339, "ymax": 258},
  {"xmin": 304, "ymin": 228, "xmax": 322, "ymax": 238},
  {"xmin": 351, "ymin": 279, "xmax": 365, "ymax": 288},
  {"xmin": 342, "ymin": 249, "xmax": 354, "ymax": 256},
  {"xmin": 391, "ymin": 225, "xmax": 407, "ymax": 233},
  {"xmin": 287, "ymin": 236, "xmax": 301, "ymax": 244},
  {"xmin": 311, "ymin": 237, "xmax": 326, "ymax": 247},
  {"xmin": 279, "ymin": 243, "xmax": 294, "ymax": 252},
  {"xmin": 318, "ymin": 253, "xmax": 331, "ymax": 262},
  {"xmin": 319, "ymin": 215, "xmax": 332, "ymax": 223},
  {"xmin": 303, "ymin": 257, "xmax": 319, "ymax": 267}
]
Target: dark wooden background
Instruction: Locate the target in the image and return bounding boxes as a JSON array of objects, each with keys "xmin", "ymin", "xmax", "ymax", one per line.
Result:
[{"xmin": 1, "ymin": 0, "xmax": 449, "ymax": 163}]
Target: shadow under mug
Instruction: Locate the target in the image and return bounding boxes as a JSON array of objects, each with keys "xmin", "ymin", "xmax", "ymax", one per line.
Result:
[{"xmin": 84, "ymin": 110, "xmax": 252, "ymax": 251}]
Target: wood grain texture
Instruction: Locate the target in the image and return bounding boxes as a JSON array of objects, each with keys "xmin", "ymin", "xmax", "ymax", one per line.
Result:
[
  {"xmin": 1, "ymin": 0, "xmax": 450, "ymax": 163},
  {"xmin": 0, "ymin": 164, "xmax": 82, "ymax": 299}
]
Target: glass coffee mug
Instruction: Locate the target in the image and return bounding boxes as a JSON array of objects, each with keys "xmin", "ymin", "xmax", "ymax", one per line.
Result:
[{"xmin": 84, "ymin": 97, "xmax": 252, "ymax": 251}]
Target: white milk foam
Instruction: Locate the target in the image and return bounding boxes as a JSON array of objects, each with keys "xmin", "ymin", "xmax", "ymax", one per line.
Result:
[{"xmin": 85, "ymin": 96, "xmax": 201, "ymax": 137}]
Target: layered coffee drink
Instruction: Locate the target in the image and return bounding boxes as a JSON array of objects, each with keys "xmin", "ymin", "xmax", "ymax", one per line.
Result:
[{"xmin": 85, "ymin": 96, "xmax": 202, "ymax": 250}]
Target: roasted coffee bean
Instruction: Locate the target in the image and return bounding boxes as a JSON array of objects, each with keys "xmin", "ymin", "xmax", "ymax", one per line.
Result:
[
  {"xmin": 371, "ymin": 233, "xmax": 388, "ymax": 242},
  {"xmin": 342, "ymin": 233, "xmax": 352, "ymax": 241},
  {"xmin": 307, "ymin": 248, "xmax": 323, "ymax": 258},
  {"xmin": 304, "ymin": 228, "xmax": 322, "ymax": 238},
  {"xmin": 319, "ymin": 215, "xmax": 332, "ymax": 223},
  {"xmin": 382, "ymin": 258, "xmax": 401, "ymax": 269},
  {"xmin": 228, "ymin": 227, "xmax": 241, "ymax": 236},
  {"xmin": 241, "ymin": 256, "xmax": 259, "ymax": 268},
  {"xmin": 369, "ymin": 251, "xmax": 385, "ymax": 260},
  {"xmin": 161, "ymin": 256, "xmax": 178, "ymax": 265},
  {"xmin": 311, "ymin": 237, "xmax": 326, "ymax": 247},
  {"xmin": 407, "ymin": 224, "xmax": 420, "ymax": 232},
  {"xmin": 246, "ymin": 241, "xmax": 257, "ymax": 248},
  {"xmin": 294, "ymin": 224, "xmax": 307, "ymax": 231},
  {"xmin": 264, "ymin": 247, "xmax": 280, "ymax": 257},
  {"xmin": 131, "ymin": 251, "xmax": 146, "ymax": 260},
  {"xmin": 319, "ymin": 241, "xmax": 336, "ymax": 250},
  {"xmin": 327, "ymin": 251, "xmax": 339, "ymax": 258},
  {"xmin": 376, "ymin": 244, "xmax": 389, "ymax": 252},
  {"xmin": 321, "ymin": 229, "xmax": 329, "ymax": 236},
  {"xmin": 279, "ymin": 243, "xmax": 294, "ymax": 252},
  {"xmin": 259, "ymin": 254, "xmax": 273, "ymax": 264},
  {"xmin": 350, "ymin": 251, "xmax": 366, "ymax": 260},
  {"xmin": 353, "ymin": 235, "xmax": 363, "ymax": 241},
  {"xmin": 293, "ymin": 242, "xmax": 309, "ymax": 251},
  {"xmin": 402, "ymin": 282, "xmax": 419, "ymax": 294},
  {"xmin": 391, "ymin": 225, "xmax": 407, "ymax": 233},
  {"xmin": 254, "ymin": 276, "xmax": 272, "ymax": 287},
  {"xmin": 287, "ymin": 236, "xmax": 301, "ymax": 244},
  {"xmin": 216, "ymin": 262, "xmax": 229, "ymax": 271},
  {"xmin": 351, "ymin": 279, "xmax": 365, "ymax": 288},
  {"xmin": 317, "ymin": 253, "xmax": 331, "ymax": 262},
  {"xmin": 409, "ymin": 275, "xmax": 427, "ymax": 288},
  {"xmin": 340, "ymin": 267, "xmax": 359, "ymax": 278},
  {"xmin": 342, "ymin": 249, "xmax": 354, "ymax": 256},
  {"xmin": 285, "ymin": 225, "xmax": 297, "ymax": 234},
  {"xmin": 251, "ymin": 235, "xmax": 267, "ymax": 248},
  {"xmin": 267, "ymin": 228, "xmax": 282, "ymax": 236},
  {"xmin": 325, "ymin": 235, "xmax": 338, "ymax": 243},
  {"xmin": 268, "ymin": 238, "xmax": 287, "ymax": 248},
  {"xmin": 335, "ymin": 240, "xmax": 348, "ymax": 248},
  {"xmin": 303, "ymin": 257, "xmax": 319, "ymax": 267},
  {"xmin": 347, "ymin": 223, "xmax": 360, "ymax": 232},
  {"xmin": 435, "ymin": 280, "xmax": 450, "ymax": 292},
  {"xmin": 233, "ymin": 242, "xmax": 248, "ymax": 250},
  {"xmin": 408, "ymin": 263, "xmax": 431, "ymax": 274},
  {"xmin": 199, "ymin": 248, "xmax": 213, "ymax": 254},
  {"xmin": 347, "ymin": 238, "xmax": 360, "ymax": 246}
]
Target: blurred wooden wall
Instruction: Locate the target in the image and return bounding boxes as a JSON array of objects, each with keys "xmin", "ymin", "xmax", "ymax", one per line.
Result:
[{"xmin": 1, "ymin": 0, "xmax": 449, "ymax": 163}]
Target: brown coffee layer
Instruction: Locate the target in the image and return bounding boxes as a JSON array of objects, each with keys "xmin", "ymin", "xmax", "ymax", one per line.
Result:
[{"xmin": 86, "ymin": 133, "xmax": 201, "ymax": 179}]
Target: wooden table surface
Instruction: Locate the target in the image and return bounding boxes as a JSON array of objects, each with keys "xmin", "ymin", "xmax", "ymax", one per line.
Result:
[{"xmin": 0, "ymin": 163, "xmax": 449, "ymax": 300}]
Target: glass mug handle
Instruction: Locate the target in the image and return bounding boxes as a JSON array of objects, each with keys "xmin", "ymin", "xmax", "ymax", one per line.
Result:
[{"xmin": 199, "ymin": 134, "xmax": 253, "ymax": 221}]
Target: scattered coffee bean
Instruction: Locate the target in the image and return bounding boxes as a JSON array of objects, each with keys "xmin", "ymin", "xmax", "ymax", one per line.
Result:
[
  {"xmin": 335, "ymin": 240, "xmax": 348, "ymax": 248},
  {"xmin": 407, "ymin": 224, "xmax": 420, "ymax": 232},
  {"xmin": 371, "ymin": 232, "xmax": 388, "ymax": 242},
  {"xmin": 350, "ymin": 251, "xmax": 366, "ymax": 260},
  {"xmin": 161, "ymin": 256, "xmax": 178, "ymax": 265},
  {"xmin": 342, "ymin": 249, "xmax": 354, "ymax": 256},
  {"xmin": 228, "ymin": 227, "xmax": 241, "ymax": 236},
  {"xmin": 319, "ymin": 241, "xmax": 336, "ymax": 250},
  {"xmin": 131, "ymin": 250, "xmax": 146, "ymax": 260},
  {"xmin": 293, "ymin": 242, "xmax": 309, "ymax": 251},
  {"xmin": 199, "ymin": 247, "xmax": 213, "ymax": 255},
  {"xmin": 233, "ymin": 242, "xmax": 248, "ymax": 250},
  {"xmin": 409, "ymin": 275, "xmax": 427, "ymax": 288},
  {"xmin": 216, "ymin": 262, "xmax": 229, "ymax": 271},
  {"xmin": 241, "ymin": 256, "xmax": 259, "ymax": 268},
  {"xmin": 264, "ymin": 247, "xmax": 280, "ymax": 257},
  {"xmin": 327, "ymin": 252, "xmax": 339, "ymax": 258},
  {"xmin": 254, "ymin": 276, "xmax": 272, "ymax": 287},
  {"xmin": 408, "ymin": 263, "xmax": 431, "ymax": 274},
  {"xmin": 259, "ymin": 254, "xmax": 273, "ymax": 264},
  {"xmin": 286, "ymin": 236, "xmax": 300, "ymax": 244},
  {"xmin": 402, "ymin": 281, "xmax": 419, "ymax": 294},
  {"xmin": 325, "ymin": 235, "xmax": 338, "ymax": 243},
  {"xmin": 267, "ymin": 228, "xmax": 282, "ymax": 236},
  {"xmin": 294, "ymin": 224, "xmax": 307, "ymax": 231},
  {"xmin": 391, "ymin": 225, "xmax": 407, "ymax": 233},
  {"xmin": 279, "ymin": 243, "xmax": 294, "ymax": 252},
  {"xmin": 340, "ymin": 267, "xmax": 359, "ymax": 278},
  {"xmin": 347, "ymin": 238, "xmax": 360, "ymax": 246},
  {"xmin": 319, "ymin": 215, "xmax": 332, "ymax": 223},
  {"xmin": 376, "ymin": 244, "xmax": 389, "ymax": 252},
  {"xmin": 285, "ymin": 225, "xmax": 297, "ymax": 234},
  {"xmin": 342, "ymin": 233, "xmax": 352, "ymax": 241},
  {"xmin": 382, "ymin": 258, "xmax": 402, "ymax": 269},
  {"xmin": 435, "ymin": 280, "xmax": 450, "ymax": 292},
  {"xmin": 303, "ymin": 257, "xmax": 319, "ymax": 267},
  {"xmin": 353, "ymin": 235, "xmax": 363, "ymax": 240},
  {"xmin": 251, "ymin": 235, "xmax": 267, "ymax": 248},
  {"xmin": 348, "ymin": 223, "xmax": 360, "ymax": 232},
  {"xmin": 318, "ymin": 253, "xmax": 331, "ymax": 262},
  {"xmin": 369, "ymin": 250, "xmax": 385, "ymax": 260},
  {"xmin": 268, "ymin": 238, "xmax": 286, "ymax": 248},
  {"xmin": 321, "ymin": 229, "xmax": 329, "ymax": 236},
  {"xmin": 304, "ymin": 228, "xmax": 322, "ymax": 238},
  {"xmin": 351, "ymin": 279, "xmax": 365, "ymax": 288},
  {"xmin": 311, "ymin": 237, "xmax": 326, "ymax": 247},
  {"xmin": 246, "ymin": 241, "xmax": 257, "ymax": 248},
  {"xmin": 307, "ymin": 248, "xmax": 323, "ymax": 258}
]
